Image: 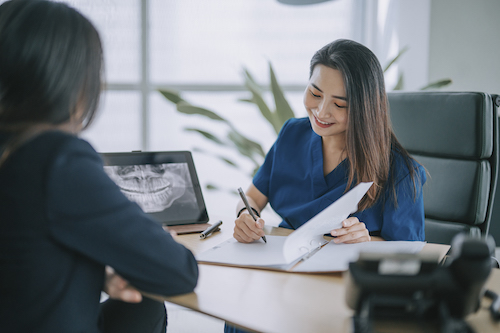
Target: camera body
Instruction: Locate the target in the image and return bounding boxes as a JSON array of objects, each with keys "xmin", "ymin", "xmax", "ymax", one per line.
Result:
[{"xmin": 345, "ymin": 234, "xmax": 495, "ymax": 323}]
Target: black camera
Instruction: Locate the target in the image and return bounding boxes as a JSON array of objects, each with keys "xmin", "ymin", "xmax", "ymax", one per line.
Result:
[{"xmin": 345, "ymin": 233, "xmax": 496, "ymax": 332}]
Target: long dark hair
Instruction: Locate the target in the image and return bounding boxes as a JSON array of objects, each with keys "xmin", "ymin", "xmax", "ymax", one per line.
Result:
[
  {"xmin": 0, "ymin": 0, "xmax": 103, "ymax": 165},
  {"xmin": 310, "ymin": 39, "xmax": 419, "ymax": 210}
]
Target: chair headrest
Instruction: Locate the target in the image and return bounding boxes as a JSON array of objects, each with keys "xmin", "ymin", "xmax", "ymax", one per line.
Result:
[{"xmin": 388, "ymin": 92, "xmax": 494, "ymax": 159}]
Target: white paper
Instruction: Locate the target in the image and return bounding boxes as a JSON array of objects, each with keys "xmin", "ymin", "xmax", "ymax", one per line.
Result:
[
  {"xmin": 283, "ymin": 182, "xmax": 373, "ymax": 263},
  {"xmin": 293, "ymin": 240, "xmax": 426, "ymax": 272},
  {"xmin": 196, "ymin": 182, "xmax": 379, "ymax": 271},
  {"xmin": 196, "ymin": 236, "xmax": 292, "ymax": 267}
]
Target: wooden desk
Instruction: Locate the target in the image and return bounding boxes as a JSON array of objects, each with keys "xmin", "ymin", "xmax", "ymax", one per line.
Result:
[{"xmin": 157, "ymin": 220, "xmax": 500, "ymax": 333}]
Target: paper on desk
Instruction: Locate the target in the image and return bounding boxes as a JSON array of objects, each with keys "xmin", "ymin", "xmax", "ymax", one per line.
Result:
[
  {"xmin": 196, "ymin": 235, "xmax": 298, "ymax": 269},
  {"xmin": 293, "ymin": 240, "xmax": 426, "ymax": 272},
  {"xmin": 196, "ymin": 182, "xmax": 374, "ymax": 270},
  {"xmin": 283, "ymin": 182, "xmax": 373, "ymax": 263}
]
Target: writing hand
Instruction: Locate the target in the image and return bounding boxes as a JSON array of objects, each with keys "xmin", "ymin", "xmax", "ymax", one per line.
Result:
[
  {"xmin": 234, "ymin": 212, "xmax": 266, "ymax": 243},
  {"xmin": 103, "ymin": 266, "xmax": 142, "ymax": 303},
  {"xmin": 330, "ymin": 217, "xmax": 371, "ymax": 244}
]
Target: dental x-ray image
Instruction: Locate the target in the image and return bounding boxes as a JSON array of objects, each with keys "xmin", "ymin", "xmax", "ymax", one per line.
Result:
[{"xmin": 104, "ymin": 163, "xmax": 196, "ymax": 214}]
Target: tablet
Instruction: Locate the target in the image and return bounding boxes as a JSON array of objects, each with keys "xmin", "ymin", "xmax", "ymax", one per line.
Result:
[{"xmin": 100, "ymin": 150, "xmax": 209, "ymax": 226}]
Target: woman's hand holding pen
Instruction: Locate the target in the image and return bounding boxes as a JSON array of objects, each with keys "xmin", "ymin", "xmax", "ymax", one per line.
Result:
[
  {"xmin": 330, "ymin": 217, "xmax": 371, "ymax": 244},
  {"xmin": 234, "ymin": 211, "xmax": 266, "ymax": 243}
]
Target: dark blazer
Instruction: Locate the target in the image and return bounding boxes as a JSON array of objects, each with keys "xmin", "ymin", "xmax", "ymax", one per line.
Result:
[{"xmin": 0, "ymin": 131, "xmax": 198, "ymax": 332}]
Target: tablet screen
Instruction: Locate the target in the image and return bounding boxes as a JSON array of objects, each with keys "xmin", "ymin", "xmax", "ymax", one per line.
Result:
[{"xmin": 101, "ymin": 151, "xmax": 209, "ymax": 226}]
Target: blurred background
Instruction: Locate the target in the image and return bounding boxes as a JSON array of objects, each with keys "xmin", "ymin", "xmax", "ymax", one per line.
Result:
[{"xmin": 44, "ymin": 0, "xmax": 498, "ymax": 224}]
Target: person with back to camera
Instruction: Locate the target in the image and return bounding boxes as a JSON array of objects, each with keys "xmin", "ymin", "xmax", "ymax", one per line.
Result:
[
  {"xmin": 0, "ymin": 1, "xmax": 198, "ymax": 332},
  {"xmin": 226, "ymin": 39, "xmax": 426, "ymax": 332}
]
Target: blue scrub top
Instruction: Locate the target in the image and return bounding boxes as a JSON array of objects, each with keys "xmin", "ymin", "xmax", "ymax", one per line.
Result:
[{"xmin": 253, "ymin": 117, "xmax": 426, "ymax": 241}]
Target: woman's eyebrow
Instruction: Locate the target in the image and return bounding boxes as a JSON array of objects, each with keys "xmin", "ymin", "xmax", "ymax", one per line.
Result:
[
  {"xmin": 311, "ymin": 83, "xmax": 323, "ymax": 93},
  {"xmin": 311, "ymin": 83, "xmax": 347, "ymax": 101}
]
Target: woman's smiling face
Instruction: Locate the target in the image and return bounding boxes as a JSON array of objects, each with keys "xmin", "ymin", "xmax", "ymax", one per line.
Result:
[{"xmin": 303, "ymin": 64, "xmax": 348, "ymax": 139}]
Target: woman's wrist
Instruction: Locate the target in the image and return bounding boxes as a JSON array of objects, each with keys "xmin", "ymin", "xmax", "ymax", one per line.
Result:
[{"xmin": 237, "ymin": 206, "xmax": 260, "ymax": 218}]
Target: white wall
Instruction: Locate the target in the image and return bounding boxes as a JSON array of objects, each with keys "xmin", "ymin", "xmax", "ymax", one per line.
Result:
[
  {"xmin": 362, "ymin": 0, "xmax": 431, "ymax": 91},
  {"xmin": 428, "ymin": 0, "xmax": 500, "ymax": 94},
  {"xmin": 376, "ymin": 0, "xmax": 500, "ymax": 94},
  {"xmin": 397, "ymin": 0, "xmax": 431, "ymax": 91}
]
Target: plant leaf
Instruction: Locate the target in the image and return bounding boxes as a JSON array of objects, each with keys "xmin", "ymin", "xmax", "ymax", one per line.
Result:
[
  {"xmin": 242, "ymin": 68, "xmax": 263, "ymax": 95},
  {"xmin": 242, "ymin": 68, "xmax": 279, "ymax": 133},
  {"xmin": 206, "ymin": 183, "xmax": 219, "ymax": 190},
  {"xmin": 218, "ymin": 157, "xmax": 239, "ymax": 168},
  {"xmin": 177, "ymin": 101, "xmax": 228, "ymax": 122},
  {"xmin": 191, "ymin": 147, "xmax": 241, "ymax": 169},
  {"xmin": 269, "ymin": 63, "xmax": 295, "ymax": 128},
  {"xmin": 383, "ymin": 46, "xmax": 409, "ymax": 73},
  {"xmin": 206, "ymin": 183, "xmax": 239, "ymax": 196},
  {"xmin": 184, "ymin": 128, "xmax": 225, "ymax": 145},
  {"xmin": 420, "ymin": 79, "xmax": 452, "ymax": 90},
  {"xmin": 226, "ymin": 130, "xmax": 255, "ymax": 157},
  {"xmin": 247, "ymin": 94, "xmax": 281, "ymax": 134},
  {"xmin": 226, "ymin": 130, "xmax": 263, "ymax": 168},
  {"xmin": 158, "ymin": 88, "xmax": 184, "ymax": 104},
  {"xmin": 228, "ymin": 128, "xmax": 266, "ymax": 158},
  {"xmin": 251, "ymin": 165, "xmax": 260, "ymax": 177},
  {"xmin": 393, "ymin": 73, "xmax": 404, "ymax": 91}
]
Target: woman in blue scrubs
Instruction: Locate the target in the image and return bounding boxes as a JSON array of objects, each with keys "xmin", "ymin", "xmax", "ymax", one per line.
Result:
[
  {"xmin": 234, "ymin": 39, "xmax": 426, "ymax": 244},
  {"xmin": 226, "ymin": 39, "xmax": 426, "ymax": 333}
]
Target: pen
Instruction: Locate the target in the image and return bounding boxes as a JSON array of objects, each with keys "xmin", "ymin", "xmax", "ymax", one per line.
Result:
[
  {"xmin": 200, "ymin": 220, "xmax": 223, "ymax": 239},
  {"xmin": 237, "ymin": 187, "xmax": 267, "ymax": 243}
]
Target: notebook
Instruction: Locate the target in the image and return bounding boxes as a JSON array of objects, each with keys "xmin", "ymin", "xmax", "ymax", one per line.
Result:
[{"xmin": 100, "ymin": 150, "xmax": 209, "ymax": 228}]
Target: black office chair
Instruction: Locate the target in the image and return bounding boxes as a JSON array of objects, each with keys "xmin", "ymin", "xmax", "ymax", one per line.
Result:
[{"xmin": 388, "ymin": 92, "xmax": 499, "ymax": 245}]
